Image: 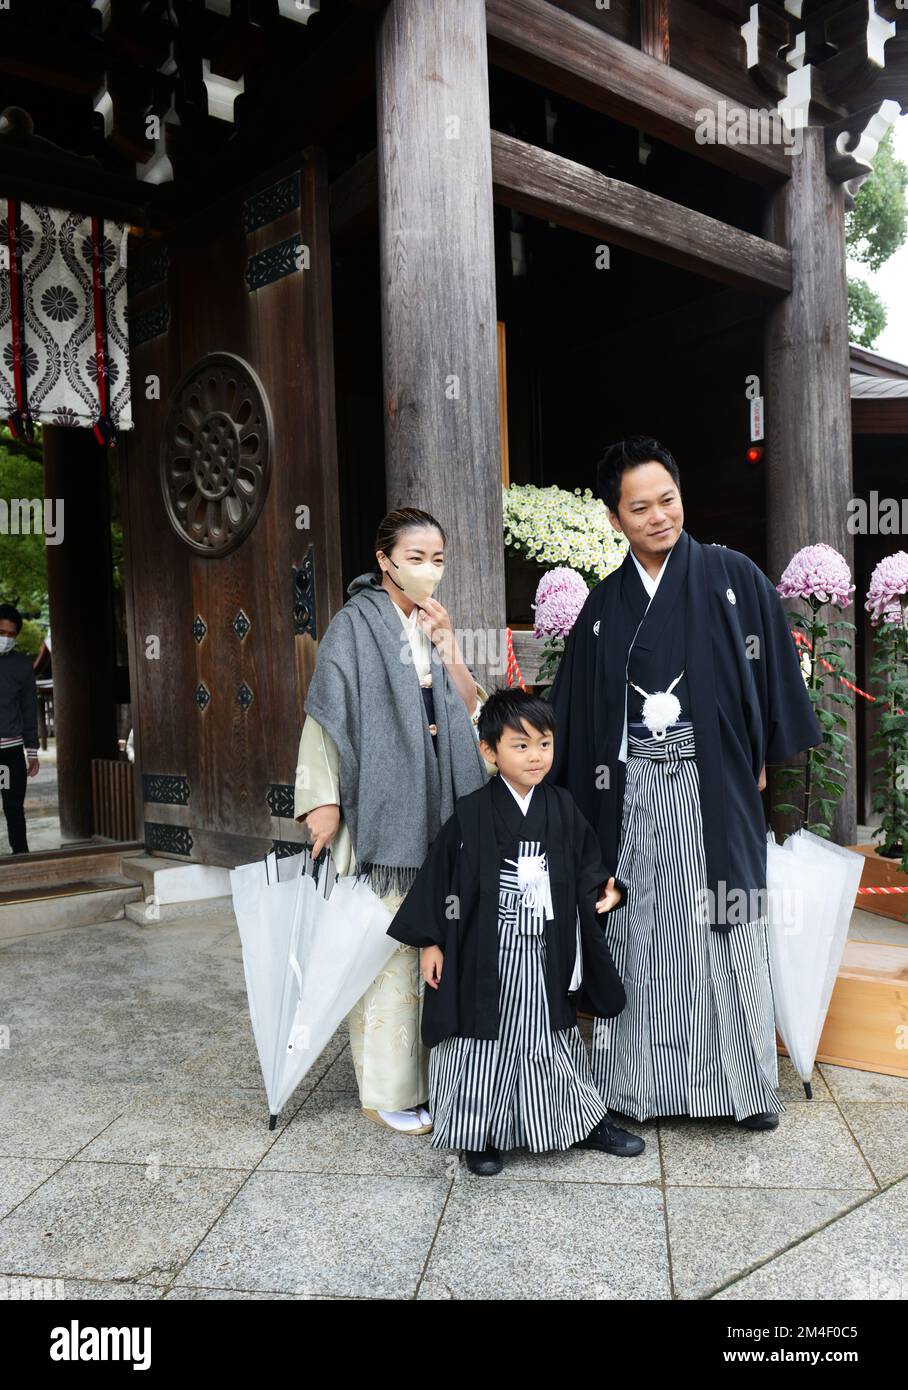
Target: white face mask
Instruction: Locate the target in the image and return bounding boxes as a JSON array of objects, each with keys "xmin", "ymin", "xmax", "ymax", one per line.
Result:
[
  {"xmin": 382, "ymin": 554, "xmax": 444, "ymax": 603},
  {"xmin": 0, "ymin": 636, "xmax": 16, "ymax": 654}
]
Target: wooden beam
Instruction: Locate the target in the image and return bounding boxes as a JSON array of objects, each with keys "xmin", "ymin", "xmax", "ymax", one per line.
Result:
[
  {"xmin": 485, "ymin": 0, "xmax": 791, "ymax": 185},
  {"xmin": 0, "ymin": 137, "xmax": 178, "ymax": 228},
  {"xmin": 490, "ymin": 131, "xmax": 792, "ymax": 295},
  {"xmin": 852, "ymin": 400, "xmax": 908, "ymax": 433}
]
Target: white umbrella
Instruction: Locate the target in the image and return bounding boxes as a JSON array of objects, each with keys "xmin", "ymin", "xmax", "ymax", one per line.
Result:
[
  {"xmin": 229, "ymin": 848, "xmax": 397, "ymax": 1125},
  {"xmin": 765, "ymin": 827, "xmax": 864, "ymax": 1096}
]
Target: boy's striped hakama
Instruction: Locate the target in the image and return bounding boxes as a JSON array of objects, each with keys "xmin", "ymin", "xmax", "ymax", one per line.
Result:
[
  {"xmin": 591, "ymin": 725, "xmax": 783, "ymax": 1123},
  {"xmin": 428, "ymin": 842, "xmax": 606, "ymax": 1153}
]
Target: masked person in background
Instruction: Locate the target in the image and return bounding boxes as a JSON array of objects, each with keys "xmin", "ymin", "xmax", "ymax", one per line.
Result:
[
  {"xmin": 294, "ymin": 508, "xmax": 491, "ymax": 1134},
  {"xmin": 0, "ymin": 603, "xmax": 39, "ymax": 855}
]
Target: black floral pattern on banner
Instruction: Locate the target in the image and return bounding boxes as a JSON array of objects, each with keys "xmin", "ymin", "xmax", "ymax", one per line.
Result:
[{"xmin": 0, "ymin": 200, "xmax": 132, "ymax": 430}]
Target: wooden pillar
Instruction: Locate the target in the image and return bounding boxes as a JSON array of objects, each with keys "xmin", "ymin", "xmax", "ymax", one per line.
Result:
[
  {"xmin": 376, "ymin": 0, "xmax": 506, "ymax": 690},
  {"xmin": 764, "ymin": 126, "xmax": 857, "ymax": 845},
  {"xmin": 42, "ymin": 426, "xmax": 118, "ymax": 842}
]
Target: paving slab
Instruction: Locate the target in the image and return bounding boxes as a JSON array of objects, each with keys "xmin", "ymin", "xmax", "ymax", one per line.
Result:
[
  {"xmin": 659, "ymin": 1105, "xmax": 878, "ymax": 1190},
  {"xmin": 418, "ymin": 1179, "xmax": 670, "ymax": 1300},
  {"xmin": 665, "ymin": 1186, "xmax": 869, "ymax": 1299},
  {"xmin": 712, "ymin": 1178, "xmax": 908, "ymax": 1300},
  {"xmin": 0, "ymin": 1161, "xmax": 245, "ymax": 1285},
  {"xmin": 173, "ymin": 1171, "xmax": 448, "ymax": 1298}
]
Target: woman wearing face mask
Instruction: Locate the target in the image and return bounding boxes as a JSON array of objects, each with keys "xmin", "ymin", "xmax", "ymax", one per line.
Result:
[{"xmin": 294, "ymin": 508, "xmax": 491, "ymax": 1134}]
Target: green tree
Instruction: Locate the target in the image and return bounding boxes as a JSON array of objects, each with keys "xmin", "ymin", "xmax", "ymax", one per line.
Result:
[
  {"xmin": 846, "ymin": 127, "xmax": 908, "ymax": 348},
  {"xmin": 0, "ymin": 423, "xmax": 47, "ymax": 617}
]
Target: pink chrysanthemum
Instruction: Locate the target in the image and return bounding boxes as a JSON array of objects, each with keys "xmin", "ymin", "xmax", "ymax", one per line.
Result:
[
  {"xmin": 776, "ymin": 544, "xmax": 855, "ymax": 608},
  {"xmin": 866, "ymin": 552, "xmax": 908, "ymax": 625},
  {"xmin": 532, "ymin": 566, "xmax": 588, "ymax": 639}
]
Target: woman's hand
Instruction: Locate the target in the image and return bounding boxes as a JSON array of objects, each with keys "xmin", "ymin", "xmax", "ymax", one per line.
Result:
[
  {"xmin": 415, "ymin": 595, "xmax": 477, "ymax": 712},
  {"xmin": 414, "ymin": 595, "xmax": 455, "ymax": 661},
  {"xmin": 421, "ymin": 945, "xmax": 444, "ymax": 989},
  {"xmin": 303, "ymin": 803, "xmax": 340, "ymax": 858},
  {"xmin": 757, "ymin": 763, "xmax": 767, "ymax": 791},
  {"xmin": 595, "ymin": 876, "xmax": 622, "ymax": 914}
]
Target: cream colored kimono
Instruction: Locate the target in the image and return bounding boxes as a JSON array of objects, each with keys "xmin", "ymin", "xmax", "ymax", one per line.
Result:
[{"xmin": 294, "ymin": 600, "xmax": 493, "ymax": 1111}]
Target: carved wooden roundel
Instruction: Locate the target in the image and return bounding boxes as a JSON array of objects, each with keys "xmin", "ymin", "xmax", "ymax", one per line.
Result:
[{"xmin": 160, "ymin": 352, "xmax": 273, "ymax": 555}]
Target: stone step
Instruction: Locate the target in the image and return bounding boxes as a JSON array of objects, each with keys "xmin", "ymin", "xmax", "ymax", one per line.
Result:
[
  {"xmin": 123, "ymin": 893, "xmax": 236, "ymax": 926},
  {"xmin": 0, "ymin": 842, "xmax": 145, "ymax": 893},
  {"xmin": 0, "ymin": 876, "xmax": 144, "ymax": 943},
  {"xmin": 119, "ymin": 852, "xmax": 232, "ymax": 905}
]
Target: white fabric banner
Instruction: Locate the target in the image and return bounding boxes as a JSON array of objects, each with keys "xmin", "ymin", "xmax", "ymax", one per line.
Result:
[{"xmin": 0, "ymin": 198, "xmax": 133, "ymax": 432}]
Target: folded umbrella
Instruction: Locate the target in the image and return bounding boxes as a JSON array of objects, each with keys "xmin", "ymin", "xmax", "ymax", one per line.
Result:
[
  {"xmin": 765, "ymin": 828, "xmax": 864, "ymax": 1096},
  {"xmin": 229, "ymin": 848, "xmax": 398, "ymax": 1126}
]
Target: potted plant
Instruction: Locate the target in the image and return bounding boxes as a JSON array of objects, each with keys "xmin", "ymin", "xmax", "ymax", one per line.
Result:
[
  {"xmin": 866, "ymin": 553, "xmax": 908, "ymax": 870},
  {"xmin": 772, "ymin": 543, "xmax": 856, "ymax": 837},
  {"xmin": 502, "ymin": 483, "xmax": 627, "ymax": 683}
]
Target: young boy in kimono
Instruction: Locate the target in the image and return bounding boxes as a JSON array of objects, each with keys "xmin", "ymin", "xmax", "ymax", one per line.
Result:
[{"xmin": 387, "ymin": 687, "xmax": 644, "ymax": 1175}]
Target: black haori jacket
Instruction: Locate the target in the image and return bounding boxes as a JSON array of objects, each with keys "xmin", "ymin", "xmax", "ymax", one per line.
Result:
[
  {"xmin": 386, "ymin": 774, "xmax": 627, "ymax": 1047},
  {"xmin": 548, "ymin": 528, "xmax": 823, "ymax": 932}
]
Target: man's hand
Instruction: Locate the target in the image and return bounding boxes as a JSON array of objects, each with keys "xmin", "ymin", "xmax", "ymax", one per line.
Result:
[
  {"xmin": 757, "ymin": 763, "xmax": 767, "ymax": 791},
  {"xmin": 27, "ymin": 757, "xmax": 39, "ymax": 778},
  {"xmin": 421, "ymin": 945, "xmax": 444, "ymax": 989},
  {"xmin": 595, "ymin": 876, "xmax": 622, "ymax": 913},
  {"xmin": 303, "ymin": 803, "xmax": 340, "ymax": 858}
]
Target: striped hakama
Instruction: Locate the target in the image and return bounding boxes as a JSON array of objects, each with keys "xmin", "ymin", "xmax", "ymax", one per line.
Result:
[
  {"xmin": 429, "ymin": 840, "xmax": 607, "ymax": 1153},
  {"xmin": 591, "ymin": 725, "xmax": 783, "ymax": 1123}
]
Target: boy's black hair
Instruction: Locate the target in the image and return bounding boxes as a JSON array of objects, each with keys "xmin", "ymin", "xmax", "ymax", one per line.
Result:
[
  {"xmin": 477, "ymin": 686, "xmax": 555, "ymax": 752},
  {"xmin": 596, "ymin": 435, "xmax": 681, "ymax": 514},
  {"xmin": 0, "ymin": 604, "xmax": 23, "ymax": 634}
]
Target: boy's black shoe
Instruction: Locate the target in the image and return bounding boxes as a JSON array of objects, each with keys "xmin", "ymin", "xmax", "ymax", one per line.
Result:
[
  {"xmin": 464, "ymin": 1145, "xmax": 503, "ymax": 1175},
  {"xmin": 736, "ymin": 1111, "xmax": 780, "ymax": 1131},
  {"xmin": 575, "ymin": 1114, "xmax": 645, "ymax": 1157}
]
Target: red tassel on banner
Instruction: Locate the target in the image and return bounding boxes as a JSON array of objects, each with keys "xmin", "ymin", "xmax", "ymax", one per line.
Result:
[
  {"xmin": 89, "ymin": 214, "xmax": 117, "ymax": 448},
  {"xmin": 5, "ymin": 197, "xmax": 35, "ymax": 444}
]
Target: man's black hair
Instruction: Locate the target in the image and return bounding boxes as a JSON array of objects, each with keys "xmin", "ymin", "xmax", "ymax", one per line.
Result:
[
  {"xmin": 596, "ymin": 435, "xmax": 681, "ymax": 514},
  {"xmin": 0, "ymin": 604, "xmax": 23, "ymax": 634},
  {"xmin": 477, "ymin": 686, "xmax": 555, "ymax": 752}
]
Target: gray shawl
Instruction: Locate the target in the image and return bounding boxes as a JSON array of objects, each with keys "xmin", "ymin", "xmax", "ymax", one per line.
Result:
[{"xmin": 304, "ymin": 572, "xmax": 488, "ymax": 896}]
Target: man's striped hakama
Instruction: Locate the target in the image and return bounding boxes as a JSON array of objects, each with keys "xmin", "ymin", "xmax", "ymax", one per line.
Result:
[
  {"xmin": 591, "ymin": 725, "xmax": 783, "ymax": 1123},
  {"xmin": 428, "ymin": 842, "xmax": 607, "ymax": 1153}
]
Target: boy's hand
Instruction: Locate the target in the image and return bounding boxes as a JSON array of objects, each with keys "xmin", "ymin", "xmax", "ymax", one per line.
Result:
[
  {"xmin": 421, "ymin": 945, "xmax": 444, "ymax": 989},
  {"xmin": 595, "ymin": 876, "xmax": 622, "ymax": 914}
]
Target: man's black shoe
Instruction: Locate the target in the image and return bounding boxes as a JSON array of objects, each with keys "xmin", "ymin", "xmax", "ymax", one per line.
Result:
[
  {"xmin": 575, "ymin": 1114, "xmax": 645, "ymax": 1157},
  {"xmin": 736, "ymin": 1111, "xmax": 780, "ymax": 1131},
  {"xmin": 464, "ymin": 1145, "xmax": 504, "ymax": 1175}
]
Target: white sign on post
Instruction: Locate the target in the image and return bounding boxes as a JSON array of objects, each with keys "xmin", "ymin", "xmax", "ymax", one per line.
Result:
[{"xmin": 750, "ymin": 395, "xmax": 764, "ymax": 442}]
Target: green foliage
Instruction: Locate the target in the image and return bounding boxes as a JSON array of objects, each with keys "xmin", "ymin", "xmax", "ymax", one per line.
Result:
[
  {"xmin": 846, "ymin": 129, "xmax": 908, "ymax": 271},
  {"xmin": 772, "ymin": 602, "xmax": 854, "ymax": 838},
  {"xmin": 847, "ymin": 278, "xmax": 887, "ymax": 348},
  {"xmin": 867, "ymin": 607, "xmax": 908, "ymax": 877},
  {"xmin": 845, "ymin": 127, "xmax": 908, "ymax": 350},
  {"xmin": 0, "ymin": 426, "xmax": 48, "ymax": 616},
  {"xmin": 534, "ymin": 638, "xmax": 562, "ymax": 694},
  {"xmin": 14, "ymin": 618, "xmax": 45, "ymax": 656}
]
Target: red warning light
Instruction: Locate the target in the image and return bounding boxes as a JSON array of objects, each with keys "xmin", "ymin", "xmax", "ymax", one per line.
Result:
[{"xmin": 746, "ymin": 445, "xmax": 763, "ymax": 464}]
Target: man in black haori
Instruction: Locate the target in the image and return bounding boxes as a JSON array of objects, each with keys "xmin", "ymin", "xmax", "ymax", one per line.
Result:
[{"xmin": 548, "ymin": 437, "xmax": 822, "ymax": 1130}]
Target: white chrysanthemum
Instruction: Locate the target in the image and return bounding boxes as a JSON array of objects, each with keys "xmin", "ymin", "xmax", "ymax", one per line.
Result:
[{"xmin": 502, "ymin": 483, "xmax": 627, "ymax": 584}]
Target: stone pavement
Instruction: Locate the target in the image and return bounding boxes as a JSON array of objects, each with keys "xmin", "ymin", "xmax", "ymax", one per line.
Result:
[{"xmin": 0, "ymin": 908, "xmax": 905, "ymax": 1301}]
